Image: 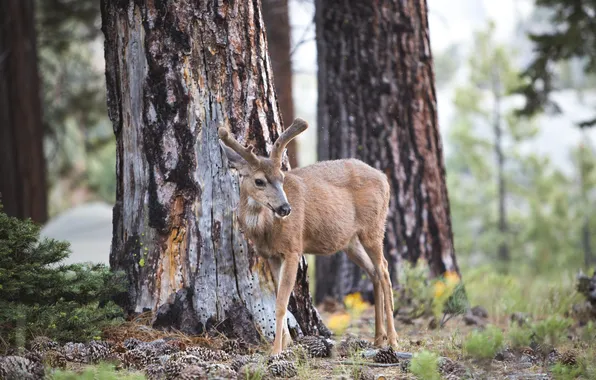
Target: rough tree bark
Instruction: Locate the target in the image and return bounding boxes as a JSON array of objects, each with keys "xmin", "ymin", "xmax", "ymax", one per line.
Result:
[
  {"xmin": 262, "ymin": 0, "xmax": 299, "ymax": 168},
  {"xmin": 101, "ymin": 0, "xmax": 327, "ymax": 342},
  {"xmin": 315, "ymin": 0, "xmax": 461, "ymax": 303},
  {"xmin": 0, "ymin": 0, "xmax": 47, "ymax": 224}
]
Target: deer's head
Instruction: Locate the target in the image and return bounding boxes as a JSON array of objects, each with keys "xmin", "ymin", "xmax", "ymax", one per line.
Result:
[{"xmin": 218, "ymin": 118, "xmax": 308, "ymax": 219}]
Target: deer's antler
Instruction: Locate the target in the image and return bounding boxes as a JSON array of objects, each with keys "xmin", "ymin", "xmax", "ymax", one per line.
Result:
[
  {"xmin": 218, "ymin": 127, "xmax": 260, "ymax": 167},
  {"xmin": 271, "ymin": 118, "xmax": 308, "ymax": 167}
]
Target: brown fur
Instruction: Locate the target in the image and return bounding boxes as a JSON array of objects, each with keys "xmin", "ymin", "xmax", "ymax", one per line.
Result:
[{"xmin": 218, "ymin": 119, "xmax": 398, "ymax": 355}]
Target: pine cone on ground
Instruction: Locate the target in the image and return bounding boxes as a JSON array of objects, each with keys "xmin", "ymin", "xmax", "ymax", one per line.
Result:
[
  {"xmin": 296, "ymin": 336, "xmax": 332, "ymax": 358},
  {"xmin": 267, "ymin": 349, "xmax": 295, "ymax": 364},
  {"xmin": 87, "ymin": 340, "xmax": 111, "ymax": 363},
  {"xmin": 164, "ymin": 359, "xmax": 184, "ymax": 379},
  {"xmin": 63, "ymin": 342, "xmax": 91, "ymax": 363},
  {"xmin": 221, "ymin": 339, "xmax": 249, "ymax": 355},
  {"xmin": 121, "ymin": 348, "xmax": 150, "ymax": 369},
  {"xmin": 174, "ymin": 354, "xmax": 206, "ymax": 367},
  {"xmin": 373, "ymin": 346, "xmax": 399, "ymax": 364},
  {"xmin": 231, "ymin": 354, "xmax": 260, "ymax": 372},
  {"xmin": 123, "ymin": 337, "xmax": 143, "ymax": 350},
  {"xmin": 0, "ymin": 356, "xmax": 45, "ymax": 380},
  {"xmin": 185, "ymin": 346, "xmax": 230, "ymax": 361},
  {"xmin": 42, "ymin": 350, "xmax": 68, "ymax": 369},
  {"xmin": 439, "ymin": 357, "xmax": 466, "ymax": 378},
  {"xmin": 178, "ymin": 364, "xmax": 208, "ymax": 380},
  {"xmin": 337, "ymin": 334, "xmax": 373, "ymax": 357},
  {"xmin": 29, "ymin": 336, "xmax": 59, "ymax": 353},
  {"xmin": 559, "ymin": 350, "xmax": 577, "ymax": 366},
  {"xmin": 145, "ymin": 363, "xmax": 167, "ymax": 380},
  {"xmin": 267, "ymin": 360, "xmax": 298, "ymax": 378}
]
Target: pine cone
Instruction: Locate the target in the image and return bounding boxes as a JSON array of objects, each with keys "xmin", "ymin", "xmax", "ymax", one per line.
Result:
[
  {"xmin": 231, "ymin": 354, "xmax": 260, "ymax": 372},
  {"xmin": 178, "ymin": 365, "xmax": 208, "ymax": 380},
  {"xmin": 29, "ymin": 336, "xmax": 59, "ymax": 353},
  {"xmin": 373, "ymin": 346, "xmax": 399, "ymax": 364},
  {"xmin": 145, "ymin": 364, "xmax": 166, "ymax": 380},
  {"xmin": 185, "ymin": 346, "xmax": 230, "ymax": 361},
  {"xmin": 560, "ymin": 350, "xmax": 577, "ymax": 366},
  {"xmin": 296, "ymin": 336, "xmax": 332, "ymax": 358},
  {"xmin": 123, "ymin": 337, "xmax": 143, "ymax": 350},
  {"xmin": 267, "ymin": 349, "xmax": 296, "ymax": 364},
  {"xmin": 337, "ymin": 335, "xmax": 372, "ymax": 357},
  {"xmin": 0, "ymin": 356, "xmax": 45, "ymax": 380},
  {"xmin": 164, "ymin": 360, "xmax": 184, "ymax": 379},
  {"xmin": 63, "ymin": 342, "xmax": 91, "ymax": 363},
  {"xmin": 88, "ymin": 340, "xmax": 111, "ymax": 363},
  {"xmin": 439, "ymin": 357, "xmax": 466, "ymax": 377},
  {"xmin": 221, "ymin": 339, "xmax": 249, "ymax": 355},
  {"xmin": 267, "ymin": 360, "xmax": 298, "ymax": 378},
  {"xmin": 121, "ymin": 348, "xmax": 149, "ymax": 369},
  {"xmin": 174, "ymin": 354, "xmax": 206, "ymax": 367},
  {"xmin": 43, "ymin": 350, "xmax": 68, "ymax": 369}
]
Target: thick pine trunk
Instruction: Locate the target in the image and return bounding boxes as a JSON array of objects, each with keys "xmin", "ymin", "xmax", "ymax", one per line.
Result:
[
  {"xmin": 101, "ymin": 0, "xmax": 327, "ymax": 343},
  {"xmin": 0, "ymin": 0, "xmax": 47, "ymax": 224},
  {"xmin": 315, "ymin": 0, "xmax": 461, "ymax": 303},
  {"xmin": 262, "ymin": 0, "xmax": 298, "ymax": 168}
]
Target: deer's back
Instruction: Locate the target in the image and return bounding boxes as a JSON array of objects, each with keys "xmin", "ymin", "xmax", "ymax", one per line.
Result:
[{"xmin": 288, "ymin": 159, "xmax": 389, "ymax": 254}]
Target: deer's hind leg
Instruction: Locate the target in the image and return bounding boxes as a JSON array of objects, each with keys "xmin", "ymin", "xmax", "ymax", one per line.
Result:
[
  {"xmin": 345, "ymin": 236, "xmax": 386, "ymax": 346},
  {"xmin": 359, "ymin": 235, "xmax": 398, "ymax": 348}
]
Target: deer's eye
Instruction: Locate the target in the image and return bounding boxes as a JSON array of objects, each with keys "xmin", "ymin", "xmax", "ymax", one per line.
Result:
[{"xmin": 255, "ymin": 179, "xmax": 266, "ymax": 187}]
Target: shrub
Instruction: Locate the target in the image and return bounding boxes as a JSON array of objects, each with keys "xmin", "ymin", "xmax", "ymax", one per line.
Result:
[
  {"xmin": 550, "ymin": 363, "xmax": 585, "ymax": 380},
  {"xmin": 409, "ymin": 350, "xmax": 440, "ymax": 380},
  {"xmin": 531, "ymin": 315, "xmax": 572, "ymax": 352},
  {"xmin": 464, "ymin": 325, "xmax": 504, "ymax": 360},
  {"xmin": 0, "ymin": 204, "xmax": 126, "ymax": 349},
  {"xmin": 507, "ymin": 324, "xmax": 532, "ymax": 349}
]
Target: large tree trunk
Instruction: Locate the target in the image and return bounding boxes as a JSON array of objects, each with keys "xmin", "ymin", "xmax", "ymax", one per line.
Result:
[
  {"xmin": 315, "ymin": 0, "xmax": 461, "ymax": 303},
  {"xmin": 101, "ymin": 0, "xmax": 327, "ymax": 343},
  {"xmin": 262, "ymin": 0, "xmax": 299, "ymax": 168},
  {"xmin": 0, "ymin": 0, "xmax": 47, "ymax": 224}
]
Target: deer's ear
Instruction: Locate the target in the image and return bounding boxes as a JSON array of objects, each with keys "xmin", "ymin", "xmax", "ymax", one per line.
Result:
[{"xmin": 219, "ymin": 141, "xmax": 251, "ymax": 175}]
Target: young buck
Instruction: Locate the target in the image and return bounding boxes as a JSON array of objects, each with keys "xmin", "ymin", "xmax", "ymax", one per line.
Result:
[{"xmin": 218, "ymin": 118, "xmax": 398, "ymax": 355}]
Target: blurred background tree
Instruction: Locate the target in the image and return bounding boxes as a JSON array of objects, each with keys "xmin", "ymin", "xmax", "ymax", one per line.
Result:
[
  {"xmin": 36, "ymin": 0, "xmax": 115, "ymax": 217},
  {"xmin": 0, "ymin": 0, "xmax": 47, "ymax": 224},
  {"xmin": 516, "ymin": 0, "xmax": 596, "ymax": 127}
]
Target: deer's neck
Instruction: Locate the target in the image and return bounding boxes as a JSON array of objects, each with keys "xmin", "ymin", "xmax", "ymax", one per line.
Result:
[{"xmin": 239, "ymin": 193, "xmax": 274, "ymax": 245}]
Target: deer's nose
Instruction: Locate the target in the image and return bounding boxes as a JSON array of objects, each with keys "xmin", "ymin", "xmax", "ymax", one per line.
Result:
[{"xmin": 277, "ymin": 204, "xmax": 291, "ymax": 217}]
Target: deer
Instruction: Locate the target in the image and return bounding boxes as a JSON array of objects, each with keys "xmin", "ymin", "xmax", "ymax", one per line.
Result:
[{"xmin": 217, "ymin": 118, "xmax": 398, "ymax": 355}]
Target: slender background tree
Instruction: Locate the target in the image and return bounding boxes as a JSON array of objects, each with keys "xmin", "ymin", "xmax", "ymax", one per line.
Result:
[
  {"xmin": 0, "ymin": 0, "xmax": 47, "ymax": 224},
  {"xmin": 315, "ymin": 0, "xmax": 461, "ymax": 303},
  {"xmin": 101, "ymin": 0, "xmax": 327, "ymax": 341}
]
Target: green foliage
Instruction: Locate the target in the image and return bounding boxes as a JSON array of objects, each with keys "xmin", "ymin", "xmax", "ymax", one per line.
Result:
[
  {"xmin": 507, "ymin": 325, "xmax": 532, "ymax": 349},
  {"xmin": 464, "ymin": 325, "xmax": 504, "ymax": 360},
  {"xmin": 550, "ymin": 362, "xmax": 586, "ymax": 380},
  {"xmin": 531, "ymin": 315, "xmax": 573, "ymax": 350},
  {"xmin": 0, "ymin": 205, "xmax": 126, "ymax": 348},
  {"xmin": 409, "ymin": 350, "xmax": 440, "ymax": 380},
  {"xmin": 515, "ymin": 0, "xmax": 596, "ymax": 127},
  {"xmin": 394, "ymin": 262, "xmax": 466, "ymax": 327},
  {"xmin": 463, "ymin": 265, "xmax": 583, "ymax": 319},
  {"xmin": 49, "ymin": 363, "xmax": 145, "ymax": 380},
  {"xmin": 446, "ymin": 19, "xmax": 593, "ymax": 276}
]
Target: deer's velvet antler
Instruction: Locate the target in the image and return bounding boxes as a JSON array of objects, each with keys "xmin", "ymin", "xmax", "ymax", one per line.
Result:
[{"xmin": 270, "ymin": 118, "xmax": 308, "ymax": 167}]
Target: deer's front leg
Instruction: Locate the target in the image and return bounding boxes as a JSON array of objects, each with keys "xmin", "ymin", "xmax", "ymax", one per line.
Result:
[{"xmin": 272, "ymin": 254, "xmax": 299, "ymax": 355}]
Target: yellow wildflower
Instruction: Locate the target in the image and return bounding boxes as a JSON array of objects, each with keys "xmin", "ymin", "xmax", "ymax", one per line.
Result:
[
  {"xmin": 327, "ymin": 312, "xmax": 351, "ymax": 334},
  {"xmin": 433, "ymin": 280, "xmax": 447, "ymax": 299},
  {"xmin": 344, "ymin": 292, "xmax": 369, "ymax": 313}
]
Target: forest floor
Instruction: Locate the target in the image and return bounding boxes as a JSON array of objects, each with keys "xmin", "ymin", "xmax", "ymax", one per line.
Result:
[{"xmin": 41, "ymin": 298, "xmax": 595, "ymax": 380}]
